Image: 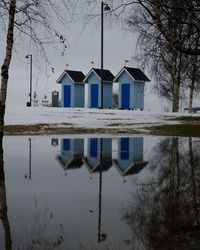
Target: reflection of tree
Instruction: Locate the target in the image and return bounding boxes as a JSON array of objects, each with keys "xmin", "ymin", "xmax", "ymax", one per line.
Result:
[
  {"xmin": 0, "ymin": 136, "xmax": 12, "ymax": 250},
  {"xmin": 0, "ymin": 135, "xmax": 64, "ymax": 250},
  {"xmin": 123, "ymin": 137, "xmax": 200, "ymax": 250},
  {"xmin": 188, "ymin": 137, "xmax": 200, "ymax": 225},
  {"xmin": 16, "ymin": 200, "xmax": 64, "ymax": 250}
]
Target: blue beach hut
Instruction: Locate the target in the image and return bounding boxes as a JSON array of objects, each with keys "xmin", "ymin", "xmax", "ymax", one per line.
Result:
[
  {"xmin": 83, "ymin": 138, "xmax": 112, "ymax": 173},
  {"xmin": 56, "ymin": 138, "xmax": 84, "ymax": 171},
  {"xmin": 113, "ymin": 137, "xmax": 148, "ymax": 176},
  {"xmin": 56, "ymin": 70, "xmax": 85, "ymax": 107},
  {"xmin": 114, "ymin": 67, "xmax": 150, "ymax": 110},
  {"xmin": 83, "ymin": 68, "xmax": 114, "ymax": 108}
]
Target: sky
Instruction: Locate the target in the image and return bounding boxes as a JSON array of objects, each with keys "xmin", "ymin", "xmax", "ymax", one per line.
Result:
[{"xmin": 0, "ymin": 1, "xmax": 170, "ymax": 112}]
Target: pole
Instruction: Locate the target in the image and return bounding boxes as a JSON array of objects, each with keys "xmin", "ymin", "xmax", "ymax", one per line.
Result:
[
  {"xmin": 101, "ymin": 1, "xmax": 103, "ymax": 109},
  {"xmin": 30, "ymin": 55, "xmax": 32, "ymax": 106},
  {"xmin": 29, "ymin": 138, "xmax": 32, "ymax": 180},
  {"xmin": 98, "ymin": 138, "xmax": 103, "ymax": 242}
]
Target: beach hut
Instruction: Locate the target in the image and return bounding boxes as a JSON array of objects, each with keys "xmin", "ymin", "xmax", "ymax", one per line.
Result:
[
  {"xmin": 114, "ymin": 67, "xmax": 150, "ymax": 110},
  {"xmin": 56, "ymin": 70, "xmax": 85, "ymax": 107},
  {"xmin": 83, "ymin": 138, "xmax": 112, "ymax": 173},
  {"xmin": 83, "ymin": 68, "xmax": 114, "ymax": 108},
  {"xmin": 56, "ymin": 138, "xmax": 84, "ymax": 171},
  {"xmin": 113, "ymin": 137, "xmax": 148, "ymax": 176}
]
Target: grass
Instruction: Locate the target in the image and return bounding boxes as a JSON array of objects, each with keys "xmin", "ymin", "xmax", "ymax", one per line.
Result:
[
  {"xmin": 166, "ymin": 116, "xmax": 200, "ymax": 122},
  {"xmin": 148, "ymin": 124, "xmax": 200, "ymax": 137},
  {"xmin": 4, "ymin": 118, "xmax": 200, "ymax": 136},
  {"xmin": 4, "ymin": 124, "xmax": 49, "ymax": 134},
  {"xmin": 4, "ymin": 124, "xmax": 139, "ymax": 135}
]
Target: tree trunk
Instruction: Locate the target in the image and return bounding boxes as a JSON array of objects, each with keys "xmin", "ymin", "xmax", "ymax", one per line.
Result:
[
  {"xmin": 168, "ymin": 137, "xmax": 179, "ymax": 232},
  {"xmin": 172, "ymin": 83, "xmax": 180, "ymax": 112},
  {"xmin": 188, "ymin": 84, "xmax": 194, "ymax": 113},
  {"xmin": 0, "ymin": 136, "xmax": 12, "ymax": 250},
  {"xmin": 172, "ymin": 51, "xmax": 182, "ymax": 112},
  {"xmin": 188, "ymin": 54, "xmax": 198, "ymax": 113},
  {"xmin": 0, "ymin": 0, "xmax": 16, "ymax": 136},
  {"xmin": 188, "ymin": 137, "xmax": 200, "ymax": 224}
]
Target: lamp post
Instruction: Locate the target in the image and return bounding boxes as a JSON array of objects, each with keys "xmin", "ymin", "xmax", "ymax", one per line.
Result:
[
  {"xmin": 25, "ymin": 54, "xmax": 32, "ymax": 107},
  {"xmin": 100, "ymin": 2, "xmax": 110, "ymax": 109}
]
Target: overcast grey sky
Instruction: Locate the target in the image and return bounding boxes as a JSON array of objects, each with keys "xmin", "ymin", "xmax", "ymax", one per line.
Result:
[{"xmin": 1, "ymin": 1, "xmax": 170, "ymax": 111}]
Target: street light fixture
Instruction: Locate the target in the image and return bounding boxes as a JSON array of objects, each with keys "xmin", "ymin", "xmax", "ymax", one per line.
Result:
[
  {"xmin": 25, "ymin": 54, "xmax": 32, "ymax": 107},
  {"xmin": 100, "ymin": 2, "xmax": 111, "ymax": 109}
]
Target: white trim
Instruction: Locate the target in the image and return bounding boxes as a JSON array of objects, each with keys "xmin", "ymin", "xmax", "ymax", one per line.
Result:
[
  {"xmin": 82, "ymin": 157, "xmax": 100, "ymax": 172},
  {"xmin": 112, "ymin": 159, "xmax": 134, "ymax": 176},
  {"xmin": 56, "ymin": 70, "xmax": 74, "ymax": 84},
  {"xmin": 112, "ymin": 159, "xmax": 147, "ymax": 176},
  {"xmin": 114, "ymin": 67, "xmax": 136, "ymax": 82},
  {"xmin": 83, "ymin": 69, "xmax": 99, "ymax": 83},
  {"xmin": 56, "ymin": 154, "xmax": 74, "ymax": 170},
  {"xmin": 83, "ymin": 68, "xmax": 113, "ymax": 83}
]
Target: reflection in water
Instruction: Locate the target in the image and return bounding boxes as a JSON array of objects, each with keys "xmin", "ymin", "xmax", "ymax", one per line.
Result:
[
  {"xmin": 2, "ymin": 135, "xmax": 200, "ymax": 249},
  {"xmin": 51, "ymin": 138, "xmax": 58, "ymax": 147},
  {"xmin": 0, "ymin": 137, "xmax": 12, "ymax": 250},
  {"xmin": 83, "ymin": 138, "xmax": 112, "ymax": 173},
  {"xmin": 56, "ymin": 137, "xmax": 147, "ymax": 180},
  {"xmin": 123, "ymin": 137, "xmax": 200, "ymax": 250},
  {"xmin": 98, "ymin": 149, "xmax": 103, "ymax": 243},
  {"xmin": 17, "ymin": 201, "xmax": 64, "ymax": 250},
  {"xmin": 24, "ymin": 138, "xmax": 32, "ymax": 180},
  {"xmin": 56, "ymin": 138, "xmax": 84, "ymax": 171},
  {"xmin": 113, "ymin": 137, "xmax": 148, "ymax": 178},
  {"xmin": 55, "ymin": 137, "xmax": 148, "ymax": 245}
]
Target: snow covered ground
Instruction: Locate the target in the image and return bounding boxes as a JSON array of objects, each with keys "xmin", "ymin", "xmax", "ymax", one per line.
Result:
[{"xmin": 4, "ymin": 105, "xmax": 198, "ymax": 131}]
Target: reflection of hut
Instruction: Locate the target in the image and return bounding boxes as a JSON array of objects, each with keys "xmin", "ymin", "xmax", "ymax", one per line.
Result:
[
  {"xmin": 114, "ymin": 67, "xmax": 150, "ymax": 110},
  {"xmin": 51, "ymin": 138, "xmax": 59, "ymax": 147},
  {"xmin": 113, "ymin": 137, "xmax": 148, "ymax": 176},
  {"xmin": 83, "ymin": 138, "xmax": 112, "ymax": 173},
  {"xmin": 83, "ymin": 68, "xmax": 114, "ymax": 108},
  {"xmin": 56, "ymin": 138, "xmax": 84, "ymax": 171},
  {"xmin": 56, "ymin": 70, "xmax": 85, "ymax": 107}
]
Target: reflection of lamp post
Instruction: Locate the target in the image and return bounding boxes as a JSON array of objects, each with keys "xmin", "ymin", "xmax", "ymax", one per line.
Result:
[
  {"xmin": 100, "ymin": 2, "xmax": 110, "ymax": 109},
  {"xmin": 28, "ymin": 138, "xmax": 32, "ymax": 180},
  {"xmin": 98, "ymin": 138, "xmax": 107, "ymax": 243},
  {"xmin": 98, "ymin": 138, "xmax": 103, "ymax": 242},
  {"xmin": 25, "ymin": 54, "xmax": 32, "ymax": 107},
  {"xmin": 24, "ymin": 138, "xmax": 32, "ymax": 180}
]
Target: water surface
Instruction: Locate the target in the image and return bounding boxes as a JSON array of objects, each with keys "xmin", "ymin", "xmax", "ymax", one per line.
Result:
[{"xmin": 0, "ymin": 135, "xmax": 200, "ymax": 250}]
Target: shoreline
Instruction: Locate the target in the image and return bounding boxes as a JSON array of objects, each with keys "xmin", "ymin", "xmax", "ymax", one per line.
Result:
[
  {"xmin": 4, "ymin": 106, "xmax": 200, "ymax": 136},
  {"xmin": 4, "ymin": 122, "xmax": 200, "ymax": 137}
]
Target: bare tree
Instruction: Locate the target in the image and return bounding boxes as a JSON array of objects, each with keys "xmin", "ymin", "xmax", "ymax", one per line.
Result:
[
  {"xmin": 89, "ymin": 0, "xmax": 200, "ymax": 55},
  {"xmin": 125, "ymin": 0, "xmax": 200, "ymax": 112},
  {"xmin": 127, "ymin": 3, "xmax": 188, "ymax": 112},
  {"xmin": 0, "ymin": 0, "xmax": 74, "ymax": 136},
  {"xmin": 0, "ymin": 138, "xmax": 12, "ymax": 250},
  {"xmin": 0, "ymin": 0, "xmax": 16, "ymax": 138},
  {"xmin": 123, "ymin": 137, "xmax": 200, "ymax": 249},
  {"xmin": 185, "ymin": 44, "xmax": 200, "ymax": 112},
  {"xmin": 136, "ymin": 0, "xmax": 200, "ymax": 55}
]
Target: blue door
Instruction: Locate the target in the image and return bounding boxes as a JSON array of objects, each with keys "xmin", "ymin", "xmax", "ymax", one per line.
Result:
[
  {"xmin": 121, "ymin": 84, "xmax": 130, "ymax": 109},
  {"xmin": 120, "ymin": 138, "xmax": 129, "ymax": 160},
  {"xmin": 90, "ymin": 138, "xmax": 98, "ymax": 157},
  {"xmin": 64, "ymin": 85, "xmax": 71, "ymax": 107},
  {"xmin": 91, "ymin": 84, "xmax": 98, "ymax": 108},
  {"xmin": 63, "ymin": 139, "xmax": 70, "ymax": 151}
]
